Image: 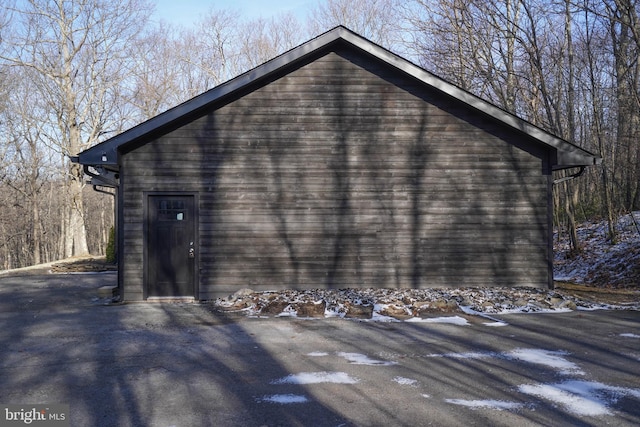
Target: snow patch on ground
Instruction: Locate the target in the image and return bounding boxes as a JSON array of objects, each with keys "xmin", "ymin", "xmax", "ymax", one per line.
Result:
[
  {"xmin": 483, "ymin": 321, "xmax": 509, "ymax": 327},
  {"xmin": 257, "ymin": 394, "xmax": 309, "ymax": 404},
  {"xmin": 405, "ymin": 315, "xmax": 469, "ymax": 325},
  {"xmin": 337, "ymin": 352, "xmax": 397, "ymax": 366},
  {"xmin": 445, "ymin": 399, "xmax": 524, "ymax": 411},
  {"xmin": 620, "ymin": 333, "xmax": 640, "ymax": 338},
  {"xmin": 506, "ymin": 349, "xmax": 584, "ymax": 376},
  {"xmin": 271, "ymin": 372, "xmax": 359, "ymax": 385},
  {"xmin": 393, "ymin": 377, "xmax": 418, "ymax": 386},
  {"xmin": 428, "ymin": 348, "xmax": 584, "ymax": 375},
  {"xmin": 518, "ymin": 381, "xmax": 640, "ymax": 416},
  {"xmin": 370, "ymin": 310, "xmax": 401, "ymax": 323}
]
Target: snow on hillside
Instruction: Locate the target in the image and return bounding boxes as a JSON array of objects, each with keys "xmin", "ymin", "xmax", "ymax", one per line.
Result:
[{"xmin": 554, "ymin": 211, "xmax": 640, "ymax": 288}]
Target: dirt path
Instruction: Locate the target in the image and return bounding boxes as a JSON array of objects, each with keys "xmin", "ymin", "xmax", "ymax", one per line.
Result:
[
  {"xmin": 554, "ymin": 281, "xmax": 640, "ymax": 305},
  {"xmin": 0, "ymin": 256, "xmax": 116, "ymax": 277}
]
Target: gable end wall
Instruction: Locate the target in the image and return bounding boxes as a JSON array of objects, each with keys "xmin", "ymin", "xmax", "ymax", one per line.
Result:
[{"xmin": 120, "ymin": 50, "xmax": 552, "ymax": 300}]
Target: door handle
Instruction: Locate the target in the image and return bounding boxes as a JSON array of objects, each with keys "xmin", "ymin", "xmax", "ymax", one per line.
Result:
[{"xmin": 189, "ymin": 242, "xmax": 195, "ymax": 258}]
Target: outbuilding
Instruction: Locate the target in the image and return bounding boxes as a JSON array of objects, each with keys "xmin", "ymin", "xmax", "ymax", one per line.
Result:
[{"xmin": 75, "ymin": 27, "xmax": 600, "ymax": 301}]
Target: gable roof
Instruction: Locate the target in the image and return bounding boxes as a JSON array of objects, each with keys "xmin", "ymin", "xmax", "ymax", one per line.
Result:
[{"xmin": 76, "ymin": 26, "xmax": 601, "ymax": 172}]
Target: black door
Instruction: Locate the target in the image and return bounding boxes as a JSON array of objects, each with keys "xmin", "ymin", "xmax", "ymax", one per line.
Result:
[{"xmin": 147, "ymin": 195, "xmax": 195, "ymax": 297}]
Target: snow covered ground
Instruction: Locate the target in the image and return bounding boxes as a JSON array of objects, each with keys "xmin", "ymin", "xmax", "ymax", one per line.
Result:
[{"xmin": 554, "ymin": 211, "xmax": 640, "ymax": 288}]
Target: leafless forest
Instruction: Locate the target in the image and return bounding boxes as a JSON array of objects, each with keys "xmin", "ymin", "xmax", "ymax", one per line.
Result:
[{"xmin": 1, "ymin": 0, "xmax": 638, "ymax": 269}]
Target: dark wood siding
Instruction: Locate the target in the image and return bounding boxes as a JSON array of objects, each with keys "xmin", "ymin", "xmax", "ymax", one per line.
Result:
[{"xmin": 120, "ymin": 49, "xmax": 552, "ymax": 300}]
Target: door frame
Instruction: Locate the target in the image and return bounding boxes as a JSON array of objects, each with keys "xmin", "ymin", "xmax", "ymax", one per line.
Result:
[{"xmin": 143, "ymin": 192, "xmax": 199, "ymax": 300}]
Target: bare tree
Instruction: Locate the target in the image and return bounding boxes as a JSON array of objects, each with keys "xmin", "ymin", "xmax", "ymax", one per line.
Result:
[
  {"xmin": 607, "ymin": 0, "xmax": 640, "ymax": 213},
  {"xmin": 0, "ymin": 0, "xmax": 152, "ymax": 257},
  {"xmin": 236, "ymin": 13, "xmax": 305, "ymax": 69},
  {"xmin": 570, "ymin": 0, "xmax": 640, "ymax": 240},
  {"xmin": 308, "ymin": 0, "xmax": 403, "ymax": 48},
  {"xmin": 142, "ymin": 8, "xmax": 300, "ymax": 104},
  {"xmin": 0, "ymin": 67, "xmax": 56, "ymax": 265},
  {"xmin": 129, "ymin": 23, "xmax": 188, "ymax": 120},
  {"xmin": 180, "ymin": 8, "xmax": 242, "ymax": 94}
]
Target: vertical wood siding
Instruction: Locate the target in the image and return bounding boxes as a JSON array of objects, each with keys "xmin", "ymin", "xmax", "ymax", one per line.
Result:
[{"xmin": 121, "ymin": 48, "xmax": 552, "ymax": 300}]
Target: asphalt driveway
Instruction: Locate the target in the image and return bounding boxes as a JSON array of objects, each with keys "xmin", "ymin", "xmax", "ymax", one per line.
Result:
[{"xmin": 0, "ymin": 272, "xmax": 638, "ymax": 426}]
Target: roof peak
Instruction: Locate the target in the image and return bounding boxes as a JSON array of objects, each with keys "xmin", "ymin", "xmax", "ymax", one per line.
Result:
[{"xmin": 76, "ymin": 26, "xmax": 600, "ymax": 171}]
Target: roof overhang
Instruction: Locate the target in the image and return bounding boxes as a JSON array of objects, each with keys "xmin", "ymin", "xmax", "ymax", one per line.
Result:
[{"xmin": 75, "ymin": 26, "xmax": 602, "ymax": 173}]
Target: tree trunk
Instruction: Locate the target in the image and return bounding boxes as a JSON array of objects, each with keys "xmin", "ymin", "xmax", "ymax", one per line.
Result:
[
  {"xmin": 66, "ymin": 163, "xmax": 89, "ymax": 256},
  {"xmin": 584, "ymin": 2, "xmax": 617, "ymax": 242},
  {"xmin": 563, "ymin": 0, "xmax": 580, "ymax": 252},
  {"xmin": 562, "ymin": 179, "xmax": 580, "ymax": 252},
  {"xmin": 32, "ymin": 195, "xmax": 41, "ymax": 265}
]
